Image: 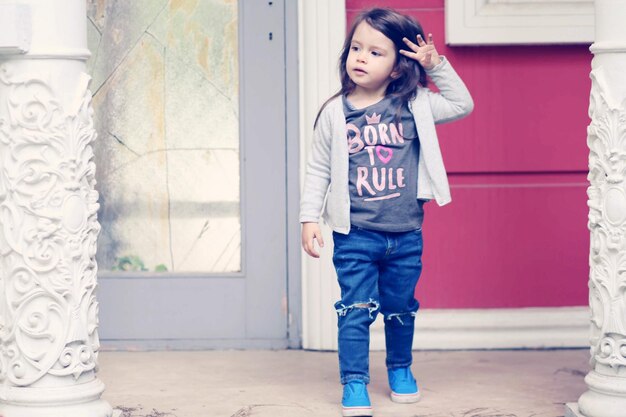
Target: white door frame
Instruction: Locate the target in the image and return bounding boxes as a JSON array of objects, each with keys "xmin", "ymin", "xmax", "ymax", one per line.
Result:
[{"xmin": 297, "ymin": 0, "xmax": 589, "ymax": 351}]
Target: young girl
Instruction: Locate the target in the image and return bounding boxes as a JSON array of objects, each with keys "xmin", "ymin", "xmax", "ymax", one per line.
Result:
[{"xmin": 300, "ymin": 8, "xmax": 473, "ymax": 416}]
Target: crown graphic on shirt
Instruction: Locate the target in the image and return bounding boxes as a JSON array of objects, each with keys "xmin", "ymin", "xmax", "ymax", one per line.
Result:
[{"xmin": 365, "ymin": 112, "xmax": 381, "ymax": 125}]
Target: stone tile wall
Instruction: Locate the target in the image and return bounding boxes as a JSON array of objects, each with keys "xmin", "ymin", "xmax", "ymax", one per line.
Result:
[{"xmin": 86, "ymin": 0, "xmax": 240, "ymax": 273}]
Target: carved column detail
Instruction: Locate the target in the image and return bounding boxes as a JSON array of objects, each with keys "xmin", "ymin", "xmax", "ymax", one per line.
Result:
[
  {"xmin": 0, "ymin": 0, "xmax": 111, "ymax": 416},
  {"xmin": 570, "ymin": 1, "xmax": 626, "ymax": 416},
  {"xmin": 579, "ymin": 65, "xmax": 626, "ymax": 417}
]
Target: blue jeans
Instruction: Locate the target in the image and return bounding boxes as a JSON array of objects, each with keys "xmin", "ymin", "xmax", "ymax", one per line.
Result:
[{"xmin": 332, "ymin": 226, "xmax": 423, "ymax": 385}]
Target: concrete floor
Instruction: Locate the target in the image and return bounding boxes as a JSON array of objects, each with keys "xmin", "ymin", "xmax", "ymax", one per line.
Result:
[{"xmin": 98, "ymin": 349, "xmax": 590, "ymax": 417}]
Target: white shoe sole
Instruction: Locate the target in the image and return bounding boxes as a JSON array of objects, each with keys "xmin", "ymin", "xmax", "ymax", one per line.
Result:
[
  {"xmin": 342, "ymin": 405, "xmax": 373, "ymax": 416},
  {"xmin": 390, "ymin": 390, "xmax": 421, "ymax": 403}
]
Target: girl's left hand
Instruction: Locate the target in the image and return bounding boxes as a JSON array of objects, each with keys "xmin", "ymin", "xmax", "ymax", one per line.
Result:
[{"xmin": 400, "ymin": 33, "xmax": 442, "ymax": 70}]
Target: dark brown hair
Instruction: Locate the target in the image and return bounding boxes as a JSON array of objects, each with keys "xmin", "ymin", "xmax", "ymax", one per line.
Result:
[{"xmin": 314, "ymin": 8, "xmax": 428, "ymax": 127}]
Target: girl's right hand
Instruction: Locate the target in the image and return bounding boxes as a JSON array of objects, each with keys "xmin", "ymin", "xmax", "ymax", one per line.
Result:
[
  {"xmin": 301, "ymin": 222, "xmax": 325, "ymax": 258},
  {"xmin": 400, "ymin": 33, "xmax": 441, "ymax": 70}
]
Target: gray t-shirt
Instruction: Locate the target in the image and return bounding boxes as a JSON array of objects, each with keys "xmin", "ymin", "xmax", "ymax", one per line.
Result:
[{"xmin": 343, "ymin": 95, "xmax": 425, "ymax": 232}]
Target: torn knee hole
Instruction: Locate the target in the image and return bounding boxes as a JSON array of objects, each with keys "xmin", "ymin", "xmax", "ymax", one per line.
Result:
[
  {"xmin": 385, "ymin": 311, "xmax": 417, "ymax": 325},
  {"xmin": 335, "ymin": 299, "xmax": 380, "ymax": 318}
]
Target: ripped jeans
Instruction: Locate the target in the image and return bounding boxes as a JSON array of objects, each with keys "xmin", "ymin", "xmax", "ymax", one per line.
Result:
[{"xmin": 332, "ymin": 226, "xmax": 423, "ymax": 385}]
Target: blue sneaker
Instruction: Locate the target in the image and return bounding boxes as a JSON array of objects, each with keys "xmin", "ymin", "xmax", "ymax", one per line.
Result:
[
  {"xmin": 341, "ymin": 380, "xmax": 373, "ymax": 416},
  {"xmin": 387, "ymin": 367, "xmax": 421, "ymax": 403}
]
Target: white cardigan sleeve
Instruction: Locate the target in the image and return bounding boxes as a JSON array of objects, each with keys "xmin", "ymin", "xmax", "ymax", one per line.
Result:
[
  {"xmin": 424, "ymin": 56, "xmax": 474, "ymax": 125},
  {"xmin": 299, "ymin": 107, "xmax": 332, "ymax": 223}
]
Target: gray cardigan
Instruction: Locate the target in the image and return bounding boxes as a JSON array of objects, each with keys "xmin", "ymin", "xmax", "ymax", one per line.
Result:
[{"xmin": 300, "ymin": 57, "xmax": 474, "ymax": 234}]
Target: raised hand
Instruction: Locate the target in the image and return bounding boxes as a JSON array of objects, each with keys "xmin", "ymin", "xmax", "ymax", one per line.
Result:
[{"xmin": 400, "ymin": 33, "xmax": 442, "ymax": 70}]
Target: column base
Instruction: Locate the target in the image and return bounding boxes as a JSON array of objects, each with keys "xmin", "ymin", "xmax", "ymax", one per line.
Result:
[
  {"xmin": 0, "ymin": 379, "xmax": 113, "ymax": 417},
  {"xmin": 565, "ymin": 403, "xmax": 585, "ymax": 417},
  {"xmin": 0, "ymin": 398, "xmax": 112, "ymax": 417},
  {"xmin": 576, "ymin": 370, "xmax": 626, "ymax": 417},
  {"xmin": 578, "ymin": 389, "xmax": 626, "ymax": 417}
]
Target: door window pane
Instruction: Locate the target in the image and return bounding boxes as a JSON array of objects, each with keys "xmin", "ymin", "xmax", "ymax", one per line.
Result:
[{"xmin": 87, "ymin": 0, "xmax": 240, "ymax": 273}]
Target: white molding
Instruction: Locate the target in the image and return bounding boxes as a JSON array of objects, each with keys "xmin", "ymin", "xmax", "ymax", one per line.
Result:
[
  {"xmin": 298, "ymin": 0, "xmax": 346, "ymax": 351},
  {"xmin": 372, "ymin": 306, "xmax": 590, "ymax": 350},
  {"xmin": 445, "ymin": 0, "xmax": 594, "ymax": 45},
  {"xmin": 6, "ymin": 49, "xmax": 91, "ymax": 60},
  {"xmin": 0, "ymin": 4, "xmax": 31, "ymax": 55}
]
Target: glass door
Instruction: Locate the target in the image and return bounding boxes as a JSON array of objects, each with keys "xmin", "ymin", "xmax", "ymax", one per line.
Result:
[{"xmin": 87, "ymin": 0, "xmax": 291, "ymax": 348}]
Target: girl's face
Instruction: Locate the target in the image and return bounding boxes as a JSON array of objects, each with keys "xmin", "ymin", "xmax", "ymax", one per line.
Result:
[{"xmin": 346, "ymin": 21, "xmax": 398, "ymax": 95}]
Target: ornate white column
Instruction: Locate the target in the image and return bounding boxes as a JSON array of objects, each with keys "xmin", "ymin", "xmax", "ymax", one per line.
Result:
[
  {"xmin": 568, "ymin": 1, "xmax": 626, "ymax": 416},
  {"xmin": 0, "ymin": 1, "xmax": 112, "ymax": 416}
]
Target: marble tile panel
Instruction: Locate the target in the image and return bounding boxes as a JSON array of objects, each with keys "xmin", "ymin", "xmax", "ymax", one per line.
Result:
[
  {"xmin": 86, "ymin": 16, "xmax": 101, "ymax": 76},
  {"xmin": 87, "ymin": 0, "xmax": 241, "ymax": 273},
  {"xmin": 166, "ymin": 149, "xmax": 240, "ymax": 272},
  {"xmin": 91, "ymin": 33, "xmax": 171, "ymax": 271},
  {"xmin": 96, "ymin": 152, "xmax": 172, "ymax": 272},
  {"xmin": 169, "ymin": 217, "xmax": 241, "ymax": 273},
  {"xmin": 92, "ymin": 34, "xmax": 166, "ymax": 166},
  {"xmin": 87, "ymin": 0, "xmax": 169, "ymax": 92},
  {"xmin": 166, "ymin": 149, "xmax": 239, "ymax": 204},
  {"xmin": 149, "ymin": 0, "xmax": 238, "ymax": 99},
  {"xmin": 165, "ymin": 49, "xmax": 238, "ymax": 150},
  {"xmin": 86, "ymin": 0, "xmax": 107, "ymax": 33}
]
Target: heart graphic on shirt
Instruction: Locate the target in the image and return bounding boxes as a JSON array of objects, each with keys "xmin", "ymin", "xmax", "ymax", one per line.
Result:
[{"xmin": 376, "ymin": 145, "xmax": 393, "ymax": 164}]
